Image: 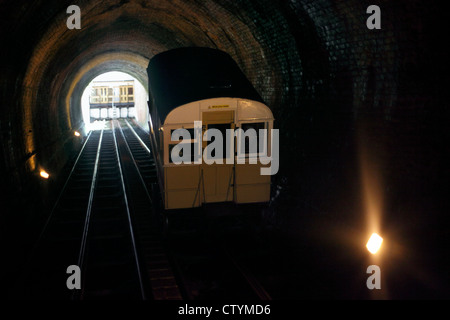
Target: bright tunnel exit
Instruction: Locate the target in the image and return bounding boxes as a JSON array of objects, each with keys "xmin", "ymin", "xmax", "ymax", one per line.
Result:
[{"xmin": 81, "ymin": 71, "xmax": 149, "ymax": 131}]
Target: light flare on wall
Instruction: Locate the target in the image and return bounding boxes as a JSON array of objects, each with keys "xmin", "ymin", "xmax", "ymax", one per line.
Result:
[
  {"xmin": 366, "ymin": 233, "xmax": 383, "ymax": 254},
  {"xmin": 40, "ymin": 170, "xmax": 50, "ymax": 179}
]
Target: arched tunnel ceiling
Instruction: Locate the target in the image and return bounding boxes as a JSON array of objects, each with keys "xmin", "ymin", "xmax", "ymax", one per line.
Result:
[
  {"xmin": 24, "ymin": 0, "xmax": 284, "ymax": 120},
  {"xmin": 18, "ymin": 0, "xmax": 305, "ymax": 172}
]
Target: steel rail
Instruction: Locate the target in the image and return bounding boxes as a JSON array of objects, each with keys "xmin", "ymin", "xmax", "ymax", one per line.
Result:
[
  {"xmin": 116, "ymin": 121, "xmax": 153, "ymax": 202},
  {"xmin": 76, "ymin": 128, "xmax": 104, "ymax": 299},
  {"xmin": 111, "ymin": 120, "xmax": 147, "ymax": 300},
  {"xmin": 13, "ymin": 130, "xmax": 95, "ymax": 297},
  {"xmin": 125, "ymin": 119, "xmax": 165, "ymax": 206},
  {"xmin": 124, "ymin": 119, "xmax": 151, "ymax": 154},
  {"xmin": 33, "ymin": 130, "xmax": 94, "ymax": 255}
]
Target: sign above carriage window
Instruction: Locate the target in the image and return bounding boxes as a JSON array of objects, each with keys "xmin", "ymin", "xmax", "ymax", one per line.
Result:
[{"xmin": 208, "ymin": 105, "xmax": 229, "ymax": 109}]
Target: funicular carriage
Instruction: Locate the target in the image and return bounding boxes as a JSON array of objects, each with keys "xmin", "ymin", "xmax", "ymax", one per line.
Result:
[{"xmin": 146, "ymin": 47, "xmax": 277, "ymax": 212}]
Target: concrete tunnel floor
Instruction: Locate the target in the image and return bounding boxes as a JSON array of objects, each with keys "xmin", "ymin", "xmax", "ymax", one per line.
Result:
[{"xmin": 0, "ymin": 0, "xmax": 449, "ymax": 301}]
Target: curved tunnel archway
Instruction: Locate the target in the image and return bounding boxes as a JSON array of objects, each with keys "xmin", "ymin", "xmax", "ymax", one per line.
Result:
[
  {"xmin": 1, "ymin": 0, "xmax": 447, "ymax": 299},
  {"xmin": 1, "ymin": 0, "xmax": 338, "ymax": 199},
  {"xmin": 17, "ymin": 0, "xmax": 303, "ymax": 178}
]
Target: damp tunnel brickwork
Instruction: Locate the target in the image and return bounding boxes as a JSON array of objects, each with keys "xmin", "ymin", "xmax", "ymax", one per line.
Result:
[{"xmin": 0, "ymin": 0, "xmax": 448, "ymax": 297}]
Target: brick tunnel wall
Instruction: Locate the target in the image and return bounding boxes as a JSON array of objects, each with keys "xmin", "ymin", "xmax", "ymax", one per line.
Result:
[{"xmin": 0, "ymin": 0, "xmax": 448, "ymax": 283}]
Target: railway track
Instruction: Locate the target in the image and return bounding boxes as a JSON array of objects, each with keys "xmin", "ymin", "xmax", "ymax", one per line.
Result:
[
  {"xmin": 75, "ymin": 123, "xmax": 146, "ymax": 299},
  {"xmin": 12, "ymin": 119, "xmax": 270, "ymax": 301},
  {"xmin": 13, "ymin": 120, "xmax": 181, "ymax": 299}
]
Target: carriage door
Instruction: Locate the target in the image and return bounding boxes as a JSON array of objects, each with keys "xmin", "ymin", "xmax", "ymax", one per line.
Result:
[{"xmin": 201, "ymin": 110, "xmax": 235, "ymax": 203}]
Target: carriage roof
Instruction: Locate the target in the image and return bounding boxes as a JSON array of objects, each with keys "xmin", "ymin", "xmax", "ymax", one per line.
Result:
[{"xmin": 147, "ymin": 47, "xmax": 265, "ymax": 124}]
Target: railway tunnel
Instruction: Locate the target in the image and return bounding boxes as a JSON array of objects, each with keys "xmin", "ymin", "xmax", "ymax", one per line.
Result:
[{"xmin": 0, "ymin": 0, "xmax": 448, "ymax": 300}]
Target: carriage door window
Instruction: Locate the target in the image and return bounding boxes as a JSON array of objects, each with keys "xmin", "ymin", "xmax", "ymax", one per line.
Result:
[
  {"xmin": 205, "ymin": 123, "xmax": 234, "ymax": 160},
  {"xmin": 239, "ymin": 122, "xmax": 266, "ymax": 156},
  {"xmin": 201, "ymin": 110, "xmax": 235, "ymax": 203},
  {"xmin": 202, "ymin": 111, "xmax": 235, "ymax": 163}
]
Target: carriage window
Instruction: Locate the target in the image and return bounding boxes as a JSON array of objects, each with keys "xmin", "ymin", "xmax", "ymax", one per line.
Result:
[
  {"xmin": 239, "ymin": 122, "xmax": 266, "ymax": 155},
  {"xmin": 169, "ymin": 143, "xmax": 199, "ymax": 163},
  {"xmin": 170, "ymin": 128, "xmax": 195, "ymax": 141}
]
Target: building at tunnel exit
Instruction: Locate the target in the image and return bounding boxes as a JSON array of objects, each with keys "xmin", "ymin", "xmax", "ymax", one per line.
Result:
[{"xmin": 89, "ymin": 80, "xmax": 136, "ymax": 122}]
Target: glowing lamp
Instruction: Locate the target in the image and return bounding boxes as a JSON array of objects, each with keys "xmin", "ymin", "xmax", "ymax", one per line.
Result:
[
  {"xmin": 74, "ymin": 131, "xmax": 81, "ymax": 137},
  {"xmin": 366, "ymin": 233, "xmax": 383, "ymax": 254},
  {"xmin": 40, "ymin": 170, "xmax": 50, "ymax": 179}
]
